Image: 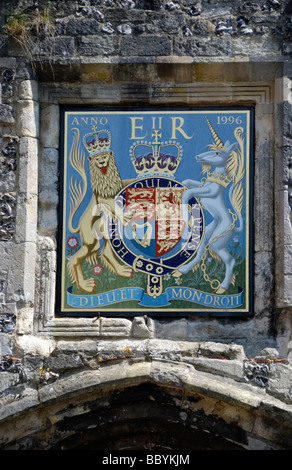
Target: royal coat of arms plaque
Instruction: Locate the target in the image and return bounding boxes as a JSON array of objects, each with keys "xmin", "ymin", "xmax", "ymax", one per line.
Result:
[{"xmin": 57, "ymin": 108, "xmax": 253, "ymax": 317}]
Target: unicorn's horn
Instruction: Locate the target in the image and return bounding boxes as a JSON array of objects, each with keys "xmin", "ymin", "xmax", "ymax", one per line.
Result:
[{"xmin": 206, "ymin": 117, "xmax": 224, "ymax": 148}]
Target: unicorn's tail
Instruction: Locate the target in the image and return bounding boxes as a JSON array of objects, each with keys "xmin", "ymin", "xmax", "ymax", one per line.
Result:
[
  {"xmin": 229, "ymin": 183, "xmax": 244, "ymax": 233},
  {"xmin": 234, "ymin": 215, "xmax": 243, "ymax": 233}
]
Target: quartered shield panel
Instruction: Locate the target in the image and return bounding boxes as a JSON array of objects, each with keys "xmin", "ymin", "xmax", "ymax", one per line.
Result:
[{"xmin": 124, "ymin": 186, "xmax": 186, "ymax": 258}]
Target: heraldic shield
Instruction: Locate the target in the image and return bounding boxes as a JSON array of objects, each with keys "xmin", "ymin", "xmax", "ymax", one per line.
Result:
[
  {"xmin": 59, "ymin": 109, "xmax": 253, "ymax": 316},
  {"xmin": 111, "ymin": 176, "xmax": 204, "ymax": 304}
]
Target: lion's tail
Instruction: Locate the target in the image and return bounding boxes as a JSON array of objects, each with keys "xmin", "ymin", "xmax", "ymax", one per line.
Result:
[{"xmin": 68, "ymin": 128, "xmax": 88, "ymax": 234}]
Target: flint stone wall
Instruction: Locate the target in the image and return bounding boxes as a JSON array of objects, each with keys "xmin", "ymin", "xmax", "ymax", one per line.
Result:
[{"xmin": 0, "ymin": 0, "xmax": 292, "ymax": 450}]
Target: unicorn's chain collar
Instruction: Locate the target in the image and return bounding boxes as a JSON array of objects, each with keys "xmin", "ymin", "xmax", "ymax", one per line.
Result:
[{"xmin": 204, "ymin": 170, "xmax": 232, "ymax": 188}]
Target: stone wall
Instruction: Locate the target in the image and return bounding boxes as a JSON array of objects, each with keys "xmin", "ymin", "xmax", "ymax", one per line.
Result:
[
  {"xmin": 1, "ymin": 0, "xmax": 292, "ymax": 63},
  {"xmin": 1, "ymin": 0, "xmax": 292, "ymax": 450}
]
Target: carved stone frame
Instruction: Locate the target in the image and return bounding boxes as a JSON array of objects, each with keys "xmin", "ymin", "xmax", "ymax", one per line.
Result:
[{"xmin": 31, "ymin": 60, "xmax": 290, "ymax": 340}]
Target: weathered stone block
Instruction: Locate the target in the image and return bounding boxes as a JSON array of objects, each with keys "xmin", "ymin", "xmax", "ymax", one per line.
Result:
[
  {"xmin": 155, "ymin": 318, "xmax": 188, "ymax": 339},
  {"xmin": 274, "ymin": 101, "xmax": 292, "ymax": 148},
  {"xmin": 278, "ymin": 241, "xmax": 292, "ymax": 276},
  {"xmin": 14, "ymin": 334, "xmax": 55, "ymax": 357},
  {"xmin": 268, "ymin": 363, "xmax": 292, "ymax": 403},
  {"xmin": 112, "ymin": 62, "xmax": 155, "ymax": 82},
  {"xmin": 193, "ymin": 358, "xmax": 245, "ymax": 382},
  {"xmin": 0, "ymin": 333, "xmax": 12, "ymax": 357},
  {"xmin": 0, "ymin": 57, "xmax": 17, "ymax": 69},
  {"xmin": 5, "ymin": 242, "xmax": 37, "ymax": 304},
  {"xmin": 146, "ymin": 11, "xmax": 185, "ymax": 34},
  {"xmin": 274, "ymin": 189, "xmax": 292, "ymax": 247},
  {"xmin": 0, "ymin": 171, "xmax": 16, "ymax": 193},
  {"xmin": 233, "ymin": 35, "xmax": 281, "ymax": 57},
  {"xmin": 254, "ymin": 252, "xmax": 274, "ymax": 313},
  {"xmin": 2, "ymin": 83, "xmax": 13, "ymax": 99},
  {"xmin": 77, "ymin": 36, "xmax": 120, "ymax": 56},
  {"xmin": 275, "ymin": 273, "xmax": 292, "ymax": 308},
  {"xmin": 18, "ymin": 137, "xmax": 38, "ymax": 195},
  {"xmin": 38, "ymin": 370, "xmax": 101, "ymax": 404},
  {"xmin": 0, "ymin": 104, "xmax": 14, "ymax": 124},
  {"xmin": 40, "ymin": 105, "xmax": 60, "ymax": 149},
  {"xmin": 100, "ymin": 317, "xmax": 132, "ymax": 337},
  {"xmin": 173, "ymin": 37, "xmax": 232, "ymax": 57},
  {"xmin": 121, "ymin": 35, "xmax": 172, "ymax": 56},
  {"xmin": 15, "ymin": 193, "xmax": 38, "ymax": 244},
  {"xmin": 18, "ymin": 80, "xmax": 38, "ymax": 101},
  {"xmin": 0, "ymin": 303, "xmax": 17, "ymax": 315},
  {"xmin": 31, "ymin": 37, "xmax": 75, "ymax": 59},
  {"xmin": 132, "ymin": 316, "xmax": 155, "ymax": 338},
  {"xmin": 157, "ymin": 62, "xmax": 193, "ymax": 82},
  {"xmin": 39, "ymin": 188, "xmax": 58, "ymax": 207},
  {"xmin": 80, "ymin": 63, "xmax": 114, "ymax": 82},
  {"xmin": 192, "ymin": 18, "xmax": 215, "ymax": 36},
  {"xmin": 16, "ymin": 100, "xmax": 39, "ymax": 138},
  {"xmin": 39, "ymin": 148, "xmax": 58, "ymax": 194},
  {"xmin": 44, "ymin": 355, "xmax": 84, "ymax": 372},
  {"xmin": 38, "ymin": 206, "xmax": 58, "ymax": 236},
  {"xmin": 253, "ymin": 152, "xmax": 273, "ymax": 253},
  {"xmin": 66, "ymin": 18, "xmax": 102, "ymax": 36},
  {"xmin": 0, "ymin": 372, "xmax": 20, "ymax": 393},
  {"xmin": 198, "ymin": 342, "xmax": 246, "ymax": 360},
  {"xmin": 274, "ymin": 146, "xmax": 292, "ymax": 192}
]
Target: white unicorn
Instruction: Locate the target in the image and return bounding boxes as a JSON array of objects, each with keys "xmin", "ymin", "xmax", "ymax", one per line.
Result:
[{"xmin": 173, "ymin": 118, "xmax": 245, "ymax": 294}]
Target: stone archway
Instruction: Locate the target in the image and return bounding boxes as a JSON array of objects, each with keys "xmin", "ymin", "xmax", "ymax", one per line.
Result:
[{"xmin": 1, "ymin": 358, "xmax": 291, "ymax": 450}]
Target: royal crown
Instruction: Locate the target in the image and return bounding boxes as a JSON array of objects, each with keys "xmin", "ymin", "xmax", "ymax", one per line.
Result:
[
  {"xmin": 130, "ymin": 134, "xmax": 182, "ymax": 179},
  {"xmin": 83, "ymin": 127, "xmax": 111, "ymax": 156}
]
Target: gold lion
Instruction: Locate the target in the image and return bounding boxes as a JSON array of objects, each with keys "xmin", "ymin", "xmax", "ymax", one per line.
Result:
[{"xmin": 67, "ymin": 128, "xmax": 133, "ymax": 293}]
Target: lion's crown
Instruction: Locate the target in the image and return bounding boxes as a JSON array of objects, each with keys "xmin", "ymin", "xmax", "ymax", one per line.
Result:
[{"xmin": 83, "ymin": 128, "xmax": 111, "ymax": 156}]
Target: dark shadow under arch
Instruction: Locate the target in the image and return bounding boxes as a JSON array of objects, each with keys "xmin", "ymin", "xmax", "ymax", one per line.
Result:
[{"xmin": 50, "ymin": 383, "xmax": 246, "ymax": 450}]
